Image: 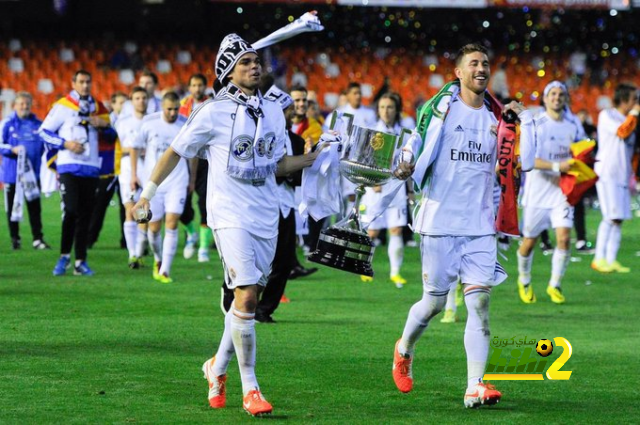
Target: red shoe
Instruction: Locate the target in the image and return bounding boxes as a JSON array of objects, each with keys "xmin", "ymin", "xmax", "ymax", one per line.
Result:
[
  {"xmin": 464, "ymin": 382, "xmax": 502, "ymax": 408},
  {"xmin": 392, "ymin": 339, "xmax": 413, "ymax": 393},
  {"xmin": 243, "ymin": 389, "xmax": 273, "ymax": 416},
  {"xmin": 202, "ymin": 357, "xmax": 226, "ymax": 408},
  {"xmin": 280, "ymin": 294, "xmax": 291, "ymax": 303}
]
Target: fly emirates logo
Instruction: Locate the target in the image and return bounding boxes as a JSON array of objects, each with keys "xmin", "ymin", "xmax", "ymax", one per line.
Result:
[{"xmin": 450, "ymin": 140, "xmax": 492, "ymax": 163}]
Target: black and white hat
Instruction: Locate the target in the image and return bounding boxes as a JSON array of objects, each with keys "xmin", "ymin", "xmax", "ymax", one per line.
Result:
[{"xmin": 215, "ymin": 34, "xmax": 257, "ymax": 82}]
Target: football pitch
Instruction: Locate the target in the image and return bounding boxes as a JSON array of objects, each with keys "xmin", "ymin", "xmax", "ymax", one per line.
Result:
[{"xmin": 1, "ymin": 194, "xmax": 639, "ymax": 423}]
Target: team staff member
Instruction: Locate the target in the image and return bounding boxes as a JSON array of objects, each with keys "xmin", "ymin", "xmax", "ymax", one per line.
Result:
[{"xmin": 40, "ymin": 70, "xmax": 116, "ymax": 276}]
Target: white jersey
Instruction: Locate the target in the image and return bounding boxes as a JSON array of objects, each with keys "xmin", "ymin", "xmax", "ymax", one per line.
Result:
[
  {"xmin": 414, "ymin": 95, "xmax": 498, "ymax": 236},
  {"xmin": 337, "ymin": 104, "xmax": 377, "ymax": 128},
  {"xmin": 115, "ymin": 114, "xmax": 144, "ymax": 150},
  {"xmin": 135, "ymin": 112, "xmax": 188, "ymax": 190},
  {"xmin": 170, "ymin": 97, "xmax": 287, "ymax": 239},
  {"xmin": 521, "ymin": 112, "xmax": 581, "ymax": 209},
  {"xmin": 595, "ymin": 108, "xmax": 636, "ymax": 185}
]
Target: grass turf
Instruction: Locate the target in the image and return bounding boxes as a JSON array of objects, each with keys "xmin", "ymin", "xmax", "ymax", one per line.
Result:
[{"xmin": 1, "ymin": 194, "xmax": 639, "ymax": 423}]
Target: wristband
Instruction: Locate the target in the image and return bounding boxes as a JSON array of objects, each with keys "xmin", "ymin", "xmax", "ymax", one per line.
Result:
[
  {"xmin": 552, "ymin": 162, "xmax": 561, "ymax": 173},
  {"xmin": 141, "ymin": 181, "xmax": 158, "ymax": 200}
]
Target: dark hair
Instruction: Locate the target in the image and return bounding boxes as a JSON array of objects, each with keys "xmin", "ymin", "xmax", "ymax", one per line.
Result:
[
  {"xmin": 455, "ymin": 43, "xmax": 488, "ymax": 66},
  {"xmin": 290, "ymin": 84, "xmax": 308, "ymax": 94},
  {"xmin": 130, "ymin": 86, "xmax": 147, "ymax": 97},
  {"xmin": 613, "ymin": 83, "xmax": 637, "ymax": 107},
  {"xmin": 346, "ymin": 82, "xmax": 361, "ymax": 92},
  {"xmin": 140, "ymin": 70, "xmax": 159, "ymax": 85},
  {"xmin": 110, "ymin": 91, "xmax": 128, "ymax": 103},
  {"xmin": 376, "ymin": 92, "xmax": 402, "ymax": 125},
  {"xmin": 162, "ymin": 91, "xmax": 180, "ymax": 102},
  {"xmin": 188, "ymin": 73, "xmax": 207, "ymax": 87},
  {"xmin": 72, "ymin": 70, "xmax": 91, "ymax": 82}
]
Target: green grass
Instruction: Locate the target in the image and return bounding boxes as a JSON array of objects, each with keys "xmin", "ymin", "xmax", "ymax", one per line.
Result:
[{"xmin": 1, "ymin": 194, "xmax": 639, "ymax": 424}]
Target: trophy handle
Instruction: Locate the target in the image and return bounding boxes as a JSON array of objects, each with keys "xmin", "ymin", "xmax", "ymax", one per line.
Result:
[
  {"xmin": 398, "ymin": 128, "xmax": 412, "ymax": 149},
  {"xmin": 328, "ymin": 110, "xmax": 355, "ymax": 136}
]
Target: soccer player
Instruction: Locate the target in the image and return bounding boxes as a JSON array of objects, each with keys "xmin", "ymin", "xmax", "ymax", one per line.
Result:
[
  {"xmin": 391, "ymin": 44, "xmax": 534, "ymax": 408},
  {"xmin": 179, "ymin": 73, "xmax": 212, "ymax": 262},
  {"xmin": 516, "ymin": 81, "xmax": 583, "ymax": 304},
  {"xmin": 1, "ymin": 92, "xmax": 50, "ymax": 250},
  {"xmin": 39, "ymin": 70, "xmax": 116, "ymax": 276},
  {"xmin": 120, "ymin": 71, "xmax": 162, "ymax": 118},
  {"xmin": 132, "ymin": 34, "xmax": 326, "ymax": 416},
  {"xmin": 134, "ymin": 92, "xmax": 187, "ymax": 283},
  {"xmin": 591, "ymin": 83, "xmax": 639, "ymax": 273},
  {"xmin": 115, "ymin": 86, "xmax": 148, "ymax": 268},
  {"xmin": 360, "ymin": 92, "xmax": 410, "ymax": 288}
]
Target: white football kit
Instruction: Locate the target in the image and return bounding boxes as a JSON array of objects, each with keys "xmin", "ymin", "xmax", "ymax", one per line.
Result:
[
  {"xmin": 135, "ymin": 112, "xmax": 187, "ymax": 220},
  {"xmin": 595, "ymin": 108, "xmax": 636, "ymax": 220},
  {"xmin": 361, "ymin": 120, "xmax": 408, "ymax": 230},
  {"xmin": 170, "ymin": 96, "xmax": 287, "ymax": 288},
  {"xmin": 520, "ymin": 112, "xmax": 581, "ymax": 237},
  {"xmin": 115, "ymin": 114, "xmax": 145, "ymax": 204},
  {"xmin": 413, "ymin": 96, "xmax": 534, "ymax": 292}
]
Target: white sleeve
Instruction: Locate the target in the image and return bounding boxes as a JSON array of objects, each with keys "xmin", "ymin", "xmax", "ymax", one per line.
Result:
[
  {"xmin": 170, "ymin": 106, "xmax": 213, "ymax": 159},
  {"xmin": 273, "ymin": 111, "xmax": 287, "ymax": 163},
  {"xmin": 518, "ymin": 109, "xmax": 536, "ymax": 172},
  {"xmin": 39, "ymin": 104, "xmax": 65, "ymax": 134}
]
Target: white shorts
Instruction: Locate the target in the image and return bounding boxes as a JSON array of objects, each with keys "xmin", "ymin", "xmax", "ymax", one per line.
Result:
[
  {"xmin": 366, "ymin": 206, "xmax": 408, "ymax": 230},
  {"xmin": 522, "ymin": 203, "xmax": 574, "ymax": 238},
  {"xmin": 119, "ymin": 156, "xmax": 143, "ymax": 205},
  {"xmin": 214, "ymin": 228, "xmax": 277, "ymax": 288},
  {"xmin": 420, "ymin": 235, "xmax": 505, "ymax": 294},
  {"xmin": 596, "ymin": 181, "xmax": 631, "ymax": 221},
  {"xmin": 361, "ymin": 185, "xmax": 408, "ymax": 230},
  {"xmin": 149, "ymin": 184, "xmax": 187, "ymax": 221}
]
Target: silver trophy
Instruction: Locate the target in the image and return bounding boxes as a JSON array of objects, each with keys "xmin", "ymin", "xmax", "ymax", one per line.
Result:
[{"xmin": 308, "ymin": 114, "xmax": 411, "ymax": 276}]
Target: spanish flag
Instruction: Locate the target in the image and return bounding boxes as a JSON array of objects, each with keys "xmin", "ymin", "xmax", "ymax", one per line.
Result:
[{"xmin": 560, "ymin": 140, "xmax": 598, "ymax": 206}]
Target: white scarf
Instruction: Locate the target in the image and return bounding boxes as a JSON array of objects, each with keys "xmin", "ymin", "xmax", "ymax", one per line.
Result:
[
  {"xmin": 252, "ymin": 11, "xmax": 324, "ymax": 50},
  {"xmin": 219, "ymin": 83, "xmax": 277, "ymax": 186},
  {"xmin": 11, "ymin": 148, "xmax": 40, "ymax": 222}
]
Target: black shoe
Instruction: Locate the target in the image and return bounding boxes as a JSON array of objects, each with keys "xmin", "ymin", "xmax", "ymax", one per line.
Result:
[
  {"xmin": 33, "ymin": 239, "xmax": 51, "ymax": 250},
  {"xmin": 289, "ymin": 265, "xmax": 319, "ymax": 280},
  {"xmin": 255, "ymin": 314, "xmax": 276, "ymax": 323},
  {"xmin": 11, "ymin": 238, "xmax": 21, "ymax": 250},
  {"xmin": 575, "ymin": 240, "xmax": 595, "ymax": 255},
  {"xmin": 539, "ymin": 241, "xmax": 553, "ymax": 256}
]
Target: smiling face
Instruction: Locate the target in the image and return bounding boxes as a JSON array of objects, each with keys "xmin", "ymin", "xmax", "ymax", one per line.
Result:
[
  {"xmin": 455, "ymin": 51, "xmax": 490, "ymax": 95},
  {"xmin": 14, "ymin": 95, "xmax": 32, "ymax": 119},
  {"xmin": 228, "ymin": 52, "xmax": 262, "ymax": 95},
  {"xmin": 291, "ymin": 90, "xmax": 308, "ymax": 117},
  {"xmin": 544, "ymin": 87, "xmax": 567, "ymax": 114}
]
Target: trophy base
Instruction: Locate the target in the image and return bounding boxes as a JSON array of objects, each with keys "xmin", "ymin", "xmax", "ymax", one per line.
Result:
[{"xmin": 307, "ymin": 227, "xmax": 374, "ymax": 276}]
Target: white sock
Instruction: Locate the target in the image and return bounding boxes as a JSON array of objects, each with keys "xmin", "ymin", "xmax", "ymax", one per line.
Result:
[
  {"xmin": 549, "ymin": 248, "xmax": 570, "ymax": 288},
  {"xmin": 517, "ymin": 250, "xmax": 533, "ymax": 285},
  {"xmin": 159, "ymin": 228, "xmax": 178, "ymax": 276},
  {"xmin": 594, "ymin": 220, "xmax": 612, "ymax": 261},
  {"xmin": 388, "ymin": 234, "xmax": 404, "ymax": 276},
  {"xmin": 605, "ymin": 224, "xmax": 622, "ymax": 264},
  {"xmin": 399, "ymin": 292, "xmax": 447, "ymax": 356},
  {"xmin": 230, "ymin": 308, "xmax": 259, "ymax": 395},
  {"xmin": 444, "ymin": 288, "xmax": 457, "ymax": 313},
  {"xmin": 135, "ymin": 227, "xmax": 148, "ymax": 258},
  {"xmin": 213, "ymin": 308, "xmax": 236, "ymax": 376},
  {"xmin": 148, "ymin": 229, "xmax": 163, "ymax": 262},
  {"xmin": 124, "ymin": 221, "xmax": 138, "ymax": 258},
  {"xmin": 464, "ymin": 287, "xmax": 491, "ymax": 392}
]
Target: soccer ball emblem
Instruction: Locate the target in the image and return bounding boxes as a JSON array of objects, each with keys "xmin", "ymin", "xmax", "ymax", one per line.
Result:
[{"xmin": 536, "ymin": 339, "xmax": 554, "ymax": 357}]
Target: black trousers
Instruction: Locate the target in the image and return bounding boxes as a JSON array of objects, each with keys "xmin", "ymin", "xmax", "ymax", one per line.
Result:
[
  {"xmin": 59, "ymin": 173, "xmax": 98, "ymax": 260},
  {"xmin": 4, "ymin": 182, "xmax": 43, "ymax": 242},
  {"xmin": 257, "ymin": 209, "xmax": 297, "ymax": 318},
  {"xmin": 180, "ymin": 159, "xmax": 209, "ymax": 226},
  {"xmin": 574, "ymin": 197, "xmax": 586, "ymax": 241},
  {"xmin": 87, "ymin": 176, "xmax": 117, "ymax": 247},
  {"xmin": 304, "ymin": 216, "xmax": 325, "ymax": 252}
]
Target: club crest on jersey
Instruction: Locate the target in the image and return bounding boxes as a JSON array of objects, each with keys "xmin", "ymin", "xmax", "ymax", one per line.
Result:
[
  {"xmin": 255, "ymin": 132, "xmax": 276, "ymax": 158},
  {"xmin": 232, "ymin": 135, "xmax": 253, "ymax": 162}
]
